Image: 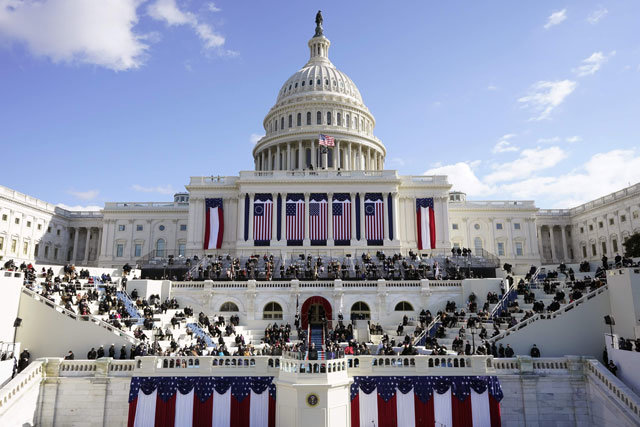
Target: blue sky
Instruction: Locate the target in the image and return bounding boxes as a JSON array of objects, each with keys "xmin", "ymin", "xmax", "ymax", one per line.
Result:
[{"xmin": 1, "ymin": 1, "xmax": 639, "ymax": 210}]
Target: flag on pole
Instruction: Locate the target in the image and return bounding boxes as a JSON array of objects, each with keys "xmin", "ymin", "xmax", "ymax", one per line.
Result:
[
  {"xmin": 253, "ymin": 194, "xmax": 273, "ymax": 244},
  {"xmin": 309, "ymin": 194, "xmax": 328, "ymax": 243},
  {"xmin": 350, "ymin": 375, "xmax": 503, "ymax": 427},
  {"xmin": 319, "ymin": 134, "xmax": 335, "ymax": 147},
  {"xmin": 364, "ymin": 193, "xmax": 384, "ymax": 244},
  {"xmin": 127, "ymin": 376, "xmax": 276, "ymax": 427},
  {"xmin": 286, "ymin": 194, "xmax": 305, "ymax": 244},
  {"xmin": 332, "ymin": 193, "xmax": 351, "ymax": 244},
  {"xmin": 416, "ymin": 198, "xmax": 436, "ymax": 250},
  {"xmin": 204, "ymin": 198, "xmax": 224, "ymax": 250}
]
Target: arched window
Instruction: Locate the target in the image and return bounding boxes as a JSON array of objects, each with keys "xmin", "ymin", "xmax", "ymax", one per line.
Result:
[
  {"xmin": 297, "ymin": 113, "xmax": 301, "ymax": 126},
  {"xmin": 346, "ymin": 114, "xmax": 350, "ymax": 128},
  {"xmin": 156, "ymin": 239, "xmax": 166, "ymax": 257},
  {"xmin": 288, "ymin": 115, "xmax": 292, "ymax": 128},
  {"xmin": 302, "ymin": 80, "xmax": 305, "ymax": 86},
  {"xmin": 280, "ymin": 117, "xmax": 284, "ymax": 130},
  {"xmin": 351, "ymin": 301, "xmax": 371, "ymax": 320},
  {"xmin": 317, "ymin": 111, "xmax": 322, "ymax": 125},
  {"xmin": 317, "ymin": 79, "xmax": 321, "ymax": 85},
  {"xmin": 326, "ymin": 112, "xmax": 332, "ymax": 125},
  {"xmin": 263, "ymin": 302, "xmax": 283, "ymax": 319},
  {"xmin": 337, "ymin": 112, "xmax": 342, "ymax": 126},
  {"xmin": 309, "ymin": 79, "xmax": 313, "ymax": 86},
  {"xmin": 220, "ymin": 302, "xmax": 239, "ymax": 312},
  {"xmin": 274, "ymin": 120, "xmax": 277, "ymax": 131},
  {"xmin": 474, "ymin": 237, "xmax": 483, "ymax": 253},
  {"xmin": 306, "ymin": 112, "xmax": 312, "ymax": 125},
  {"xmin": 325, "ymin": 79, "xmax": 329, "ymax": 85},
  {"xmin": 394, "ymin": 301, "xmax": 414, "ymax": 311}
]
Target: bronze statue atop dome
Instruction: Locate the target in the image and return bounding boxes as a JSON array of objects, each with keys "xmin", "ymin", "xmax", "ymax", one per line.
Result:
[{"xmin": 314, "ymin": 10, "xmax": 323, "ymax": 37}]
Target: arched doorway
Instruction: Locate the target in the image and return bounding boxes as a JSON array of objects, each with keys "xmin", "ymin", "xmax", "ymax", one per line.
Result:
[{"xmin": 300, "ymin": 296, "xmax": 333, "ymax": 329}]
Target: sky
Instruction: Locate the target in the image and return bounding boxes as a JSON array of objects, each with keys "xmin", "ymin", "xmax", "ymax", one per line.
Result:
[{"xmin": 1, "ymin": 1, "xmax": 639, "ymax": 210}]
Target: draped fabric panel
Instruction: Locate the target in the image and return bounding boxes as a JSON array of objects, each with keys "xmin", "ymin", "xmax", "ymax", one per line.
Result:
[
  {"xmin": 250, "ymin": 389, "xmax": 269, "ymax": 427},
  {"xmin": 471, "ymin": 388, "xmax": 491, "ymax": 427},
  {"xmin": 211, "ymin": 390, "xmax": 230, "ymax": 427},
  {"xmin": 489, "ymin": 395, "xmax": 502, "ymax": 427},
  {"xmin": 414, "ymin": 393, "xmax": 435, "ymax": 427},
  {"xmin": 133, "ymin": 390, "xmax": 157, "ymax": 427},
  {"xmin": 173, "ymin": 390, "xmax": 193, "ymax": 427},
  {"xmin": 452, "ymin": 395, "xmax": 473, "ymax": 427},
  {"xmin": 377, "ymin": 393, "xmax": 397, "ymax": 427},
  {"xmin": 396, "ymin": 390, "xmax": 415, "ymax": 427},
  {"xmin": 434, "ymin": 389, "xmax": 452, "ymax": 427},
  {"xmin": 359, "ymin": 388, "xmax": 378, "ymax": 427}
]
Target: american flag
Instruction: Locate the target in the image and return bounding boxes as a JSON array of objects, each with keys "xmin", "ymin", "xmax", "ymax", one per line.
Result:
[
  {"xmin": 309, "ymin": 196, "xmax": 327, "ymax": 241},
  {"xmin": 319, "ymin": 134, "xmax": 335, "ymax": 147},
  {"xmin": 365, "ymin": 193, "xmax": 384, "ymax": 243},
  {"xmin": 286, "ymin": 194, "xmax": 305, "ymax": 242},
  {"xmin": 332, "ymin": 193, "xmax": 351, "ymax": 242},
  {"xmin": 253, "ymin": 195, "xmax": 273, "ymax": 242},
  {"xmin": 128, "ymin": 376, "xmax": 276, "ymax": 427},
  {"xmin": 350, "ymin": 375, "xmax": 503, "ymax": 427},
  {"xmin": 416, "ymin": 197, "xmax": 436, "ymax": 250}
]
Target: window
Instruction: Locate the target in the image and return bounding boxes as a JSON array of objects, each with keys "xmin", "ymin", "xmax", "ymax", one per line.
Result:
[
  {"xmin": 220, "ymin": 302, "xmax": 239, "ymax": 312},
  {"xmin": 317, "ymin": 79, "xmax": 320, "ymax": 85},
  {"xmin": 591, "ymin": 244, "xmax": 597, "ymax": 256},
  {"xmin": 1, "ymin": 214, "xmax": 6, "ymax": 221},
  {"xmin": 301, "ymin": 80, "xmax": 305, "ymax": 86},
  {"xmin": 54, "ymin": 248, "xmax": 58, "ymax": 260},
  {"xmin": 297, "ymin": 113, "xmax": 301, "ymax": 126},
  {"xmin": 118, "ymin": 224, "xmax": 125, "ymax": 231},
  {"xmin": 325, "ymin": 79, "xmax": 329, "ymax": 85},
  {"xmin": 136, "ymin": 224, "xmax": 143, "ymax": 231},
  {"xmin": 156, "ymin": 239, "xmax": 166, "ymax": 257},
  {"xmin": 306, "ymin": 112, "xmax": 311, "ymax": 125},
  {"xmin": 23, "ymin": 241, "xmax": 28, "ymax": 255},
  {"xmin": 351, "ymin": 301, "xmax": 371, "ymax": 319},
  {"xmin": 394, "ymin": 301, "xmax": 414, "ymax": 311},
  {"xmin": 34, "ymin": 244, "xmax": 39, "ymax": 257},
  {"xmin": 346, "ymin": 114, "xmax": 350, "ymax": 128},
  {"xmin": 11, "ymin": 239, "xmax": 17, "ymax": 253},
  {"xmin": 580, "ymin": 227, "xmax": 584, "ymax": 234},
  {"xmin": 496, "ymin": 223, "xmax": 503, "ymax": 230},
  {"xmin": 589, "ymin": 224, "xmax": 594, "ymax": 231},
  {"xmin": 514, "ymin": 223, "xmax": 521, "ymax": 230},
  {"xmin": 474, "ymin": 224, "xmax": 480, "ymax": 230},
  {"xmin": 515, "ymin": 242, "xmax": 523, "ymax": 256},
  {"xmin": 337, "ymin": 112, "xmax": 342, "ymax": 126},
  {"xmin": 44, "ymin": 246, "xmax": 49, "ymax": 258},
  {"xmin": 621, "ymin": 215, "xmax": 627, "ymax": 222},
  {"xmin": 452, "ymin": 224, "xmax": 458, "ymax": 230},
  {"xmin": 497, "ymin": 242, "xmax": 505, "ymax": 256},
  {"xmin": 116, "ymin": 244, "xmax": 124, "ymax": 257},
  {"xmin": 159, "ymin": 225, "xmax": 165, "ymax": 231},
  {"xmin": 178, "ymin": 243, "xmax": 186, "ymax": 257},
  {"xmin": 27, "ymin": 221, "xmax": 31, "ymax": 227},
  {"xmin": 15, "ymin": 218, "xmax": 19, "ymax": 224},
  {"xmin": 327, "ymin": 112, "xmax": 332, "ymax": 125},
  {"xmin": 56, "ymin": 229, "xmax": 60, "ymax": 236},
  {"xmin": 288, "ymin": 114, "xmax": 292, "ymax": 128},
  {"xmin": 582, "ymin": 246, "xmax": 587, "ymax": 258},
  {"xmin": 474, "ymin": 237, "xmax": 483, "ymax": 252},
  {"xmin": 134, "ymin": 243, "xmax": 142, "ymax": 258},
  {"xmin": 609, "ymin": 218, "xmax": 614, "ymax": 225},
  {"xmin": 263, "ymin": 302, "xmax": 283, "ymax": 319},
  {"xmin": 180, "ymin": 224, "xmax": 187, "ymax": 231},
  {"xmin": 47, "ymin": 226, "xmax": 51, "ymax": 233},
  {"xmin": 317, "ymin": 111, "xmax": 322, "ymax": 124},
  {"xmin": 598, "ymin": 222, "xmax": 603, "ymax": 228},
  {"xmin": 280, "ymin": 117, "xmax": 284, "ymax": 129},
  {"xmin": 0, "ymin": 237, "xmax": 3, "ymax": 251},
  {"xmin": 37, "ymin": 224, "xmax": 42, "ymax": 230},
  {"xmin": 613, "ymin": 239, "xmax": 618, "ymax": 253},
  {"xmin": 601, "ymin": 241, "xmax": 607, "ymax": 254},
  {"xmin": 634, "ymin": 211, "xmax": 639, "ymax": 219}
]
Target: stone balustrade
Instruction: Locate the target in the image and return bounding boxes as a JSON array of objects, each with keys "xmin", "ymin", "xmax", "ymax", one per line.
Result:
[{"xmin": 170, "ymin": 278, "xmax": 457, "ymax": 290}]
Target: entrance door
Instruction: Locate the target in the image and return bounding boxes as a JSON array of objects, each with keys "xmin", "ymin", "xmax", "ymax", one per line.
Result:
[{"xmin": 308, "ymin": 303, "xmax": 326, "ymax": 325}]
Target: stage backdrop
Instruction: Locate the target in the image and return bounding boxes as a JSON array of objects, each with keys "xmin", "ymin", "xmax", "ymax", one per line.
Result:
[{"xmin": 127, "ymin": 376, "xmax": 275, "ymax": 427}]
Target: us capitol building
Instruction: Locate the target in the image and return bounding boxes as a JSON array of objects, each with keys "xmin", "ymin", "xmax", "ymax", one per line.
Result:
[{"xmin": 1, "ymin": 17, "xmax": 639, "ymax": 274}]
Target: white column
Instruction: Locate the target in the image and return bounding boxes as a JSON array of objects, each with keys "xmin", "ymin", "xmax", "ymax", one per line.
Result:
[
  {"xmin": 261, "ymin": 151, "xmax": 266, "ymax": 171},
  {"xmin": 267, "ymin": 148, "xmax": 272, "ymax": 171},
  {"xmin": 383, "ymin": 194, "xmax": 389, "ymax": 242},
  {"xmin": 392, "ymin": 192, "xmax": 399, "ymax": 242},
  {"xmin": 358, "ymin": 145, "xmax": 362, "ymax": 170},
  {"xmin": 129, "ymin": 220, "xmax": 135, "ymax": 258},
  {"xmin": 536, "ymin": 226, "xmax": 544, "ymax": 261},
  {"xmin": 561, "ymin": 225, "xmax": 569, "ymax": 261},
  {"xmin": 506, "ymin": 219, "xmax": 515, "ymax": 258},
  {"xmin": 303, "ymin": 193, "xmax": 310, "ymax": 245},
  {"xmin": 71, "ymin": 228, "xmax": 79, "ymax": 263},
  {"xmin": 298, "ymin": 140, "xmax": 303, "ymax": 170},
  {"xmin": 348, "ymin": 143, "xmax": 352, "ymax": 171},
  {"xmin": 328, "ymin": 192, "xmax": 334, "ymax": 245},
  {"xmin": 248, "ymin": 194, "xmax": 254, "ymax": 242},
  {"xmin": 350, "ymin": 192, "xmax": 357, "ymax": 242},
  {"xmin": 549, "ymin": 226, "xmax": 556, "ymax": 262},
  {"xmin": 281, "ymin": 193, "xmax": 287, "ymax": 241},
  {"xmin": 490, "ymin": 218, "xmax": 496, "ymax": 255},
  {"xmin": 83, "ymin": 228, "xmax": 91, "ymax": 264},
  {"xmin": 276, "ymin": 145, "xmax": 281, "ymax": 170},
  {"xmin": 96, "ymin": 227, "xmax": 102, "ymax": 258},
  {"xmin": 359, "ymin": 193, "xmax": 366, "ymax": 241},
  {"xmin": 272, "ymin": 193, "xmax": 278, "ymax": 244},
  {"xmin": 311, "ymin": 140, "xmax": 316, "ymax": 168},
  {"xmin": 237, "ymin": 194, "xmax": 245, "ymax": 241},
  {"xmin": 287, "ymin": 143, "xmax": 292, "ymax": 171},
  {"xmin": 334, "ymin": 141, "xmax": 339, "ymax": 170}
]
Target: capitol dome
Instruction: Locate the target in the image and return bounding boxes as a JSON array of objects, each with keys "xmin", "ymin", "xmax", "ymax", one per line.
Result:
[{"xmin": 252, "ymin": 14, "xmax": 386, "ymax": 172}]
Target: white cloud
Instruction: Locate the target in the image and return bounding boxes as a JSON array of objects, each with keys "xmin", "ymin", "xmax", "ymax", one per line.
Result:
[
  {"xmin": 537, "ymin": 136, "xmax": 561, "ymax": 144},
  {"xmin": 390, "ymin": 157, "xmax": 405, "ymax": 167},
  {"xmin": 56, "ymin": 203, "xmax": 102, "ymax": 212},
  {"xmin": 487, "ymin": 84, "xmax": 498, "ymax": 91},
  {"xmin": 544, "ymin": 9, "xmax": 567, "ymax": 29},
  {"xmin": 492, "ymin": 134, "xmax": 518, "ymax": 153},
  {"xmin": 518, "ymin": 80, "xmax": 577, "ymax": 120},
  {"xmin": 131, "ymin": 184, "xmax": 175, "ymax": 195},
  {"xmin": 0, "ymin": 0, "xmax": 148, "ymax": 70},
  {"xmin": 250, "ymin": 133, "xmax": 264, "ymax": 145},
  {"xmin": 484, "ymin": 146, "xmax": 567, "ymax": 184},
  {"xmin": 424, "ymin": 162, "xmax": 495, "ymax": 196},
  {"xmin": 498, "ymin": 149, "xmax": 640, "ymax": 207},
  {"xmin": 573, "ymin": 51, "xmax": 613, "ymax": 77},
  {"xmin": 148, "ymin": 0, "xmax": 224, "ymax": 49},
  {"xmin": 566, "ymin": 135, "xmax": 582, "ymax": 143},
  {"xmin": 587, "ymin": 7, "xmax": 608, "ymax": 24},
  {"xmin": 67, "ymin": 189, "xmax": 99, "ymax": 200},
  {"xmin": 207, "ymin": 2, "xmax": 221, "ymax": 12}
]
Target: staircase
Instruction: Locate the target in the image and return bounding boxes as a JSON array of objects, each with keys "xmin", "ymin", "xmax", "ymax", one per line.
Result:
[
  {"xmin": 186, "ymin": 323, "xmax": 215, "ymax": 347},
  {"xmin": 309, "ymin": 325, "xmax": 325, "ymax": 360},
  {"xmin": 115, "ymin": 291, "xmax": 143, "ymax": 324}
]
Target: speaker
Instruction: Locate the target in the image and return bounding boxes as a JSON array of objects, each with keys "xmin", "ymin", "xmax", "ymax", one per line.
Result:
[
  {"xmin": 13, "ymin": 318, "xmax": 22, "ymax": 328},
  {"xmin": 604, "ymin": 315, "xmax": 616, "ymax": 326}
]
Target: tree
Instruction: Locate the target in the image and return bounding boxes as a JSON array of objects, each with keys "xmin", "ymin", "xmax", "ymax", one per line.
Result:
[{"xmin": 623, "ymin": 233, "xmax": 640, "ymax": 258}]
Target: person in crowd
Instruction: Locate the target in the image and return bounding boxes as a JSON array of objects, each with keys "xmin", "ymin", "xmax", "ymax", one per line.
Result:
[{"xmin": 530, "ymin": 344, "xmax": 540, "ymax": 358}]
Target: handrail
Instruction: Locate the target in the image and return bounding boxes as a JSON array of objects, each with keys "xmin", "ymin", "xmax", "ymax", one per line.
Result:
[
  {"xmin": 488, "ymin": 284, "xmax": 608, "ymax": 342},
  {"xmin": 0, "ymin": 361, "xmax": 43, "ymax": 412},
  {"xmin": 21, "ymin": 287, "xmax": 140, "ymax": 345},
  {"xmin": 490, "ymin": 280, "xmax": 517, "ymax": 318},
  {"xmin": 414, "ymin": 315, "xmax": 440, "ymax": 347},
  {"xmin": 585, "ymin": 359, "xmax": 640, "ymax": 420}
]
